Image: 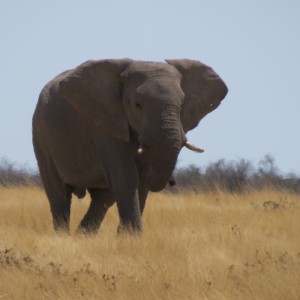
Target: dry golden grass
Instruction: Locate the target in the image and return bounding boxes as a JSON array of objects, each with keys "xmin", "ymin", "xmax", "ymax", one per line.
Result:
[{"xmin": 0, "ymin": 187, "xmax": 299, "ymax": 300}]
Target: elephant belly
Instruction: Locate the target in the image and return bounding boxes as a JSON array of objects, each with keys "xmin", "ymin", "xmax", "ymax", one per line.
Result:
[
  {"xmin": 53, "ymin": 147, "xmax": 109, "ymax": 189},
  {"xmin": 45, "ymin": 129, "xmax": 109, "ymax": 189},
  {"xmin": 63, "ymin": 166, "xmax": 108, "ymax": 190}
]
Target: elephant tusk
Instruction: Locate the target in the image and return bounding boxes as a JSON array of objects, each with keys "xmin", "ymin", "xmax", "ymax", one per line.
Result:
[
  {"xmin": 185, "ymin": 142, "xmax": 204, "ymax": 153},
  {"xmin": 137, "ymin": 147, "xmax": 144, "ymax": 155}
]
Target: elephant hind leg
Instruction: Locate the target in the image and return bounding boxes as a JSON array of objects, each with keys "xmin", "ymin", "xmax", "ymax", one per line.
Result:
[
  {"xmin": 49, "ymin": 186, "xmax": 72, "ymax": 232},
  {"xmin": 34, "ymin": 146, "xmax": 72, "ymax": 232},
  {"xmin": 76, "ymin": 188, "xmax": 115, "ymax": 234}
]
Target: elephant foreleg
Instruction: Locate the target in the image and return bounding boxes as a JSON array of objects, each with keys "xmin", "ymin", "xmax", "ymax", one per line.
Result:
[
  {"xmin": 115, "ymin": 187, "xmax": 142, "ymax": 233},
  {"xmin": 99, "ymin": 140, "xmax": 142, "ymax": 233},
  {"xmin": 77, "ymin": 188, "xmax": 115, "ymax": 234},
  {"xmin": 111, "ymin": 169, "xmax": 142, "ymax": 233}
]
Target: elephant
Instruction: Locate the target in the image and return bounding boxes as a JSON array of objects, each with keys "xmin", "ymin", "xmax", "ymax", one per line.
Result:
[{"xmin": 32, "ymin": 58, "xmax": 228, "ymax": 234}]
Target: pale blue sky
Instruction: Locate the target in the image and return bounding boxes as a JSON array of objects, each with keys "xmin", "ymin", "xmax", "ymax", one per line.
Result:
[{"xmin": 1, "ymin": 1, "xmax": 299, "ymax": 174}]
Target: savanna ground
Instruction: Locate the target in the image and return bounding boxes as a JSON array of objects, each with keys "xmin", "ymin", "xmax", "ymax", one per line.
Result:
[{"xmin": 0, "ymin": 187, "xmax": 299, "ymax": 300}]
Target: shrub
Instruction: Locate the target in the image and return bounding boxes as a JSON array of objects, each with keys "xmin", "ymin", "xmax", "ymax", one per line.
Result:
[
  {"xmin": 172, "ymin": 155, "xmax": 300, "ymax": 194},
  {"xmin": 0, "ymin": 158, "xmax": 41, "ymax": 187}
]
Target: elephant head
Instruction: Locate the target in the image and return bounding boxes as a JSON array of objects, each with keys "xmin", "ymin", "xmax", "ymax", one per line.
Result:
[{"xmin": 59, "ymin": 59, "xmax": 228, "ymax": 192}]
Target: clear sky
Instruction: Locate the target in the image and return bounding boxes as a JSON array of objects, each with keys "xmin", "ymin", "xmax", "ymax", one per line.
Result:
[{"xmin": 1, "ymin": 1, "xmax": 299, "ymax": 174}]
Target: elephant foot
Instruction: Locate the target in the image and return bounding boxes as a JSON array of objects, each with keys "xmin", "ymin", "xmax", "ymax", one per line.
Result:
[
  {"xmin": 53, "ymin": 217, "xmax": 71, "ymax": 235},
  {"xmin": 117, "ymin": 220, "xmax": 143, "ymax": 235},
  {"xmin": 76, "ymin": 221, "xmax": 100, "ymax": 236}
]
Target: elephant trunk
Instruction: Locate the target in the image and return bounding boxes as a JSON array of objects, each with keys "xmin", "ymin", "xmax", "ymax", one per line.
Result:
[
  {"xmin": 148, "ymin": 149, "xmax": 180, "ymax": 192},
  {"xmin": 143, "ymin": 108, "xmax": 185, "ymax": 192}
]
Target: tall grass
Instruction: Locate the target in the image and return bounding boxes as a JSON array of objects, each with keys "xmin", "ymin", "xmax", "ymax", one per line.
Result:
[{"xmin": 0, "ymin": 187, "xmax": 299, "ymax": 299}]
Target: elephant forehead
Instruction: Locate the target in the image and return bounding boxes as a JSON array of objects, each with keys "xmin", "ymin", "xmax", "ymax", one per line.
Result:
[
  {"xmin": 136, "ymin": 79, "xmax": 184, "ymax": 101},
  {"xmin": 124, "ymin": 61, "xmax": 182, "ymax": 81}
]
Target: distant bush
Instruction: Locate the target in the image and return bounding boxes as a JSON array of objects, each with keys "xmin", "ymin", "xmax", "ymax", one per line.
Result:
[
  {"xmin": 172, "ymin": 155, "xmax": 300, "ymax": 194},
  {"xmin": 0, "ymin": 158, "xmax": 41, "ymax": 187}
]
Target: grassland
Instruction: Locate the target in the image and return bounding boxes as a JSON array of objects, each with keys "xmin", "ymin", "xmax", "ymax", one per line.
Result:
[{"xmin": 0, "ymin": 187, "xmax": 299, "ymax": 299}]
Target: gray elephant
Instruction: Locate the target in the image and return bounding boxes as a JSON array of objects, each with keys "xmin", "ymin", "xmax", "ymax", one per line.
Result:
[{"xmin": 32, "ymin": 58, "xmax": 228, "ymax": 234}]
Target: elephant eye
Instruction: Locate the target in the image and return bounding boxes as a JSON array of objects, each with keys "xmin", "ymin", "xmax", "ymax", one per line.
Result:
[{"xmin": 135, "ymin": 102, "xmax": 142, "ymax": 109}]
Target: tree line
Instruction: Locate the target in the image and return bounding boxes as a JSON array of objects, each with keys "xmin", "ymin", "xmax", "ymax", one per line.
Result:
[
  {"xmin": 0, "ymin": 155, "xmax": 299, "ymax": 193},
  {"xmin": 170, "ymin": 154, "xmax": 300, "ymax": 193}
]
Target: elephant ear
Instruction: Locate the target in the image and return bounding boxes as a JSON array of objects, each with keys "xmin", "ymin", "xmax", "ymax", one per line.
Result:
[
  {"xmin": 166, "ymin": 59, "xmax": 228, "ymax": 133},
  {"xmin": 59, "ymin": 59, "xmax": 133, "ymax": 142}
]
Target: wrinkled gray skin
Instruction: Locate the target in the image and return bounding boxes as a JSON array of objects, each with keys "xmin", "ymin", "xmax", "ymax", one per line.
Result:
[{"xmin": 32, "ymin": 59, "xmax": 228, "ymax": 234}]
